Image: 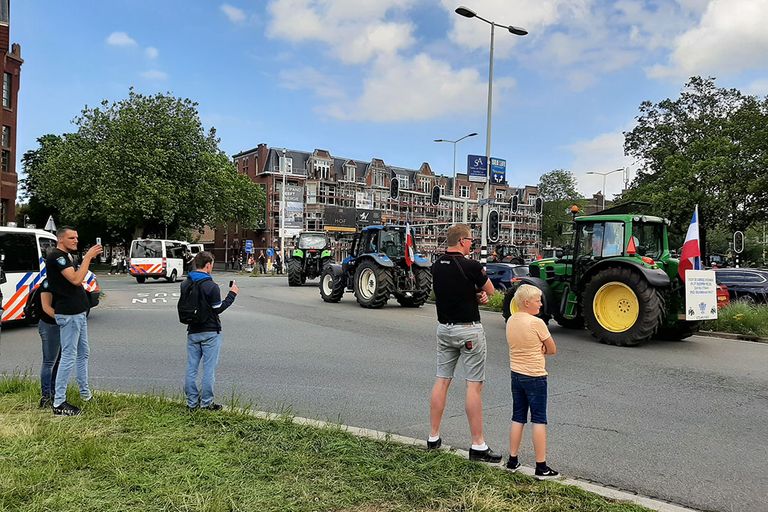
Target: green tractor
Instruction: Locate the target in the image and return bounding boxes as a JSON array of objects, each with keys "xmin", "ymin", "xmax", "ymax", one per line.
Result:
[
  {"xmin": 502, "ymin": 204, "xmax": 702, "ymax": 346},
  {"xmin": 287, "ymin": 232, "xmax": 333, "ymax": 286},
  {"xmin": 319, "ymin": 225, "xmax": 432, "ymax": 308}
]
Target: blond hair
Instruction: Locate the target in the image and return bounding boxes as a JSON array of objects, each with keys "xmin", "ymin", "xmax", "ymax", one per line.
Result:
[
  {"xmin": 446, "ymin": 224, "xmax": 471, "ymax": 246},
  {"xmin": 513, "ymin": 284, "xmax": 542, "ymax": 309}
]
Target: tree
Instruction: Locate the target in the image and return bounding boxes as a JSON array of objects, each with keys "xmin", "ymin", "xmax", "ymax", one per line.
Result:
[
  {"xmin": 538, "ymin": 169, "xmax": 580, "ymax": 247},
  {"xmin": 22, "ymin": 89, "xmax": 264, "ymax": 243},
  {"xmin": 622, "ymin": 77, "xmax": 768, "ymax": 250}
]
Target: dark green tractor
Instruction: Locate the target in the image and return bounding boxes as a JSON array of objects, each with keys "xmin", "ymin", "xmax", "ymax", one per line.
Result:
[
  {"xmin": 319, "ymin": 225, "xmax": 432, "ymax": 308},
  {"xmin": 287, "ymin": 232, "xmax": 333, "ymax": 286},
  {"xmin": 503, "ymin": 204, "xmax": 703, "ymax": 346}
]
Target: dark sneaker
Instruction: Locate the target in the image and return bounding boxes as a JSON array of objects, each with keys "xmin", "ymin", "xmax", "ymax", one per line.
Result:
[
  {"xmin": 53, "ymin": 401, "xmax": 81, "ymax": 416},
  {"xmin": 427, "ymin": 437, "xmax": 442, "ymax": 450},
  {"xmin": 534, "ymin": 466, "xmax": 559, "ymax": 479},
  {"xmin": 39, "ymin": 396, "xmax": 53, "ymax": 408},
  {"xmin": 202, "ymin": 403, "xmax": 223, "ymax": 411},
  {"xmin": 469, "ymin": 447, "xmax": 502, "ymax": 463},
  {"xmin": 506, "ymin": 457, "xmax": 521, "ymax": 472}
]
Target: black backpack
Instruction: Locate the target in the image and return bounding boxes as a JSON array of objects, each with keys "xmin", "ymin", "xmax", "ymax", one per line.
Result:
[{"xmin": 177, "ymin": 279, "xmax": 209, "ymax": 325}]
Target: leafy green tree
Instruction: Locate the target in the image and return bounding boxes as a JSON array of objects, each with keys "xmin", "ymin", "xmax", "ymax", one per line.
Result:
[
  {"xmin": 22, "ymin": 89, "xmax": 264, "ymax": 243},
  {"xmin": 622, "ymin": 76, "xmax": 768, "ymax": 251},
  {"xmin": 538, "ymin": 169, "xmax": 580, "ymax": 247}
]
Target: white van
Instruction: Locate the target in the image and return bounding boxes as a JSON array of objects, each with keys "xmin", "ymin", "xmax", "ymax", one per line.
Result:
[
  {"xmin": 0, "ymin": 227, "xmax": 100, "ymax": 323},
  {"xmin": 129, "ymin": 239, "xmax": 189, "ymax": 283}
]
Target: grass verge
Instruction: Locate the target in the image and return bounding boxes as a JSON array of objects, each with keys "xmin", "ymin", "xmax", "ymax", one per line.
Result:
[
  {"xmin": 703, "ymin": 302, "xmax": 768, "ymax": 337},
  {"xmin": 0, "ymin": 376, "xmax": 650, "ymax": 512}
]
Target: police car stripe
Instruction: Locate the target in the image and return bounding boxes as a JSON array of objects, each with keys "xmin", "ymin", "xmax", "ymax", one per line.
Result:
[{"xmin": 15, "ymin": 272, "xmax": 32, "ymax": 291}]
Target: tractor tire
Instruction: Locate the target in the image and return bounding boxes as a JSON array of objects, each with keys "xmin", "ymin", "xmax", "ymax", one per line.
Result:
[
  {"xmin": 502, "ymin": 282, "xmax": 551, "ymax": 324},
  {"xmin": 554, "ymin": 313, "xmax": 584, "ymax": 329},
  {"xmin": 287, "ymin": 259, "xmax": 303, "ymax": 287},
  {"xmin": 354, "ymin": 260, "xmax": 393, "ymax": 309},
  {"xmin": 583, "ymin": 267, "xmax": 663, "ymax": 346},
  {"xmin": 319, "ymin": 266, "xmax": 345, "ymax": 303},
  {"xmin": 396, "ymin": 268, "xmax": 432, "ymax": 307},
  {"xmin": 656, "ymin": 321, "xmax": 700, "ymax": 341}
]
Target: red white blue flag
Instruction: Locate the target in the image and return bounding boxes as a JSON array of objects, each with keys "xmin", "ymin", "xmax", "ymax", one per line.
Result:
[
  {"xmin": 405, "ymin": 223, "xmax": 414, "ymax": 267},
  {"xmin": 678, "ymin": 205, "xmax": 701, "ymax": 279}
]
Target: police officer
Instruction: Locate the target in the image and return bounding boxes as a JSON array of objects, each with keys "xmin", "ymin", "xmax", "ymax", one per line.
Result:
[{"xmin": 427, "ymin": 224, "xmax": 500, "ymax": 463}]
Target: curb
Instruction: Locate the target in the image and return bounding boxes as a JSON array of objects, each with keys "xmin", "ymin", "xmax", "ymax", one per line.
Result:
[{"xmin": 695, "ymin": 330, "xmax": 768, "ymax": 343}]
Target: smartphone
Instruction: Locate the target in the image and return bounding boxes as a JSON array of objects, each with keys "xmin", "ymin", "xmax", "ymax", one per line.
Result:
[
  {"xmin": 229, "ymin": 280, "xmax": 235, "ymax": 287},
  {"xmin": 96, "ymin": 237, "xmax": 102, "ymax": 246}
]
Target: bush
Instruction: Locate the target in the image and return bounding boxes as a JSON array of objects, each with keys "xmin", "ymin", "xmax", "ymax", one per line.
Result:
[
  {"xmin": 703, "ymin": 303, "xmax": 768, "ymax": 337},
  {"xmin": 487, "ymin": 291, "xmax": 504, "ymax": 312}
]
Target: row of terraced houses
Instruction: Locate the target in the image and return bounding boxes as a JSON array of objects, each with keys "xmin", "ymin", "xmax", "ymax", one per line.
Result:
[{"xmin": 212, "ymin": 143, "xmax": 542, "ymax": 261}]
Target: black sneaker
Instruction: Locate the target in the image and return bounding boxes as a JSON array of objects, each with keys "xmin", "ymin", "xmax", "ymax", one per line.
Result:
[
  {"xmin": 202, "ymin": 403, "xmax": 223, "ymax": 411},
  {"xmin": 469, "ymin": 447, "xmax": 502, "ymax": 463},
  {"xmin": 534, "ymin": 465, "xmax": 559, "ymax": 479},
  {"xmin": 39, "ymin": 396, "xmax": 54, "ymax": 408},
  {"xmin": 506, "ymin": 457, "xmax": 521, "ymax": 472},
  {"xmin": 427, "ymin": 437, "xmax": 442, "ymax": 450},
  {"xmin": 53, "ymin": 401, "xmax": 81, "ymax": 416}
]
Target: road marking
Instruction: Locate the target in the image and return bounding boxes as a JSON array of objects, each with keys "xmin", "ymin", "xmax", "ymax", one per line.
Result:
[{"xmin": 132, "ymin": 292, "xmax": 180, "ymax": 304}]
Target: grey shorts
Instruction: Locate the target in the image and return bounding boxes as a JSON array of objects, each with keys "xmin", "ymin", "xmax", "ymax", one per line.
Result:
[{"xmin": 435, "ymin": 323, "xmax": 487, "ymax": 382}]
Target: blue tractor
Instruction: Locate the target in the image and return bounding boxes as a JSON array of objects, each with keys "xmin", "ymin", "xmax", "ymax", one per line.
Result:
[{"xmin": 319, "ymin": 225, "xmax": 432, "ymax": 308}]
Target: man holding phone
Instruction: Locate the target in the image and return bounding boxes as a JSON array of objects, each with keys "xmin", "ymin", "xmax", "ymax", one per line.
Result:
[{"xmin": 181, "ymin": 251, "xmax": 238, "ymax": 411}]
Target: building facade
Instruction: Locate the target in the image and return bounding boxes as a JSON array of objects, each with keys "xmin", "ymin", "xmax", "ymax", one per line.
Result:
[
  {"xmin": 222, "ymin": 144, "xmax": 542, "ymax": 262},
  {"xmin": 0, "ymin": 0, "xmax": 21, "ymax": 224}
]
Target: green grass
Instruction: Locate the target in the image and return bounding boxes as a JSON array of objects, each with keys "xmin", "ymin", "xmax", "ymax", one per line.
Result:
[
  {"xmin": 0, "ymin": 376, "xmax": 650, "ymax": 512},
  {"xmin": 486, "ymin": 292, "xmax": 505, "ymax": 312},
  {"xmin": 703, "ymin": 302, "xmax": 768, "ymax": 337}
]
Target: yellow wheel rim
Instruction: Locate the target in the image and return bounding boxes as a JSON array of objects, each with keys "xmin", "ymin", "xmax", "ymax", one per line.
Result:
[
  {"xmin": 593, "ymin": 282, "xmax": 639, "ymax": 333},
  {"xmin": 507, "ymin": 298, "xmax": 520, "ymax": 317}
]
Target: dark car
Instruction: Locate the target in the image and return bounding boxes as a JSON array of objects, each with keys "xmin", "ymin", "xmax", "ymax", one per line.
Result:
[
  {"xmin": 486, "ymin": 262, "xmax": 529, "ymax": 292},
  {"xmin": 714, "ymin": 268, "xmax": 768, "ymax": 304}
]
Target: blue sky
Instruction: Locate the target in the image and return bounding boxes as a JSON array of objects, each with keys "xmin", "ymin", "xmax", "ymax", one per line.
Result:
[{"xmin": 11, "ymin": 0, "xmax": 768, "ymax": 200}]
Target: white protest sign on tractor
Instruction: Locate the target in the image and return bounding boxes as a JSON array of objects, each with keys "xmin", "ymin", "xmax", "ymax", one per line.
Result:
[{"xmin": 684, "ymin": 269, "xmax": 718, "ymax": 321}]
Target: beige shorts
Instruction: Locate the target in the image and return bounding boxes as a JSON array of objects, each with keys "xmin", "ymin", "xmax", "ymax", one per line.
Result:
[{"xmin": 435, "ymin": 323, "xmax": 487, "ymax": 382}]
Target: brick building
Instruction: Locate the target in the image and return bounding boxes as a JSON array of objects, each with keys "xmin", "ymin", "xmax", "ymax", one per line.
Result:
[
  {"xmin": 0, "ymin": 0, "xmax": 21, "ymax": 224},
  {"xmin": 222, "ymin": 144, "xmax": 542, "ymax": 262}
]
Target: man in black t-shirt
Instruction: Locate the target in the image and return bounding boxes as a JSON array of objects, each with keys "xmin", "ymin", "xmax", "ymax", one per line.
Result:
[
  {"xmin": 47, "ymin": 226, "xmax": 102, "ymax": 416},
  {"xmin": 427, "ymin": 224, "xmax": 500, "ymax": 463}
]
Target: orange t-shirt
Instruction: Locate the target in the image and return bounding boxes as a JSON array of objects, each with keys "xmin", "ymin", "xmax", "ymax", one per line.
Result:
[{"xmin": 506, "ymin": 312, "xmax": 551, "ymax": 376}]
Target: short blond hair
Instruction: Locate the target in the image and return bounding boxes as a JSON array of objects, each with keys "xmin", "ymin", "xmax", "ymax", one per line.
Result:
[
  {"xmin": 513, "ymin": 284, "xmax": 542, "ymax": 309},
  {"xmin": 446, "ymin": 224, "xmax": 471, "ymax": 246}
]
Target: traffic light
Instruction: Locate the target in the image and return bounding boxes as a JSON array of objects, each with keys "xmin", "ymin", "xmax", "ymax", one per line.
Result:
[
  {"xmin": 430, "ymin": 185, "xmax": 441, "ymax": 206},
  {"xmin": 488, "ymin": 210, "xmax": 500, "ymax": 243},
  {"xmin": 390, "ymin": 177, "xmax": 399, "ymax": 199},
  {"xmin": 510, "ymin": 194, "xmax": 518, "ymax": 212},
  {"xmin": 534, "ymin": 197, "xmax": 544, "ymax": 215}
]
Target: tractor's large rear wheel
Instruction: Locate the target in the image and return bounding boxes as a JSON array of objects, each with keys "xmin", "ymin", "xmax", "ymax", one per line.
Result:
[
  {"xmin": 396, "ymin": 268, "xmax": 432, "ymax": 307},
  {"xmin": 583, "ymin": 267, "xmax": 662, "ymax": 346},
  {"xmin": 287, "ymin": 259, "xmax": 302, "ymax": 287},
  {"xmin": 319, "ymin": 266, "xmax": 345, "ymax": 303},
  {"xmin": 354, "ymin": 260, "xmax": 393, "ymax": 308}
]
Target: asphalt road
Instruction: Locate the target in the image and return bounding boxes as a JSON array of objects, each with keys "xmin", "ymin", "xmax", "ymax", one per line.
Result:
[{"xmin": 1, "ymin": 274, "xmax": 767, "ymax": 512}]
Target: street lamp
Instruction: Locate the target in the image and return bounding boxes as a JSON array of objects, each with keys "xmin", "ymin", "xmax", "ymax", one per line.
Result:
[
  {"xmin": 586, "ymin": 168, "xmax": 624, "ymax": 210},
  {"xmin": 455, "ymin": 6, "xmax": 527, "ymax": 265},
  {"xmin": 280, "ymin": 148, "xmax": 287, "ymax": 263},
  {"xmin": 433, "ymin": 132, "xmax": 477, "ymax": 196}
]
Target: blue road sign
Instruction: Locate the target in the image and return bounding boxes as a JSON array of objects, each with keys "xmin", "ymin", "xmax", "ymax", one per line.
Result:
[
  {"xmin": 467, "ymin": 154, "xmax": 487, "ymax": 183},
  {"xmin": 245, "ymin": 239, "xmax": 254, "ymax": 254},
  {"xmin": 490, "ymin": 158, "xmax": 506, "ymax": 185}
]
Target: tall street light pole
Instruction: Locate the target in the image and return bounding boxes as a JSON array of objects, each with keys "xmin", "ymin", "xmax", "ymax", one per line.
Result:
[
  {"xmin": 280, "ymin": 148, "xmax": 287, "ymax": 263},
  {"xmin": 455, "ymin": 6, "xmax": 527, "ymax": 265},
  {"xmin": 586, "ymin": 168, "xmax": 624, "ymax": 210},
  {"xmin": 434, "ymin": 132, "xmax": 478, "ymax": 223}
]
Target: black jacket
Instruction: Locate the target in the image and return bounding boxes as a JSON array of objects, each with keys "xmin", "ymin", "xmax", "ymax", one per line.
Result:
[{"xmin": 181, "ymin": 271, "xmax": 236, "ymax": 333}]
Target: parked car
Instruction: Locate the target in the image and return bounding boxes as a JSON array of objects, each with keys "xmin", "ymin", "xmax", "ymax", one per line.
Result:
[
  {"xmin": 485, "ymin": 262, "xmax": 529, "ymax": 292},
  {"xmin": 714, "ymin": 268, "xmax": 768, "ymax": 304}
]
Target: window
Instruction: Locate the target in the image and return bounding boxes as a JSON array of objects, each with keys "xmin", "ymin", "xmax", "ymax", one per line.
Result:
[
  {"xmin": 397, "ymin": 175, "xmax": 409, "ymax": 190},
  {"xmin": 130, "ymin": 240, "xmax": 163, "ymax": 258},
  {"xmin": 1, "ymin": 126, "xmax": 9, "ymax": 148},
  {"xmin": 38, "ymin": 236, "xmax": 57, "ymax": 260},
  {"xmin": 306, "ymin": 183, "xmax": 317, "ymax": 204},
  {"xmin": 421, "ymin": 178, "xmax": 430, "ymax": 193},
  {"xmin": 577, "ymin": 222, "xmax": 624, "ymax": 258},
  {"xmin": 0, "ymin": 0, "xmax": 8, "ymax": 24},
  {"xmin": 496, "ymin": 190, "xmax": 504, "ymax": 200},
  {"xmin": 345, "ymin": 165, "xmax": 356, "ymax": 181},
  {"xmin": 1, "ymin": 149, "xmax": 9, "ymax": 173},
  {"xmin": 2, "ymin": 73, "xmax": 10, "ymax": 109},
  {"xmin": 631, "ymin": 223, "xmax": 664, "ymax": 259},
  {"xmin": 0, "ymin": 232, "xmax": 39, "ymax": 272},
  {"xmin": 167, "ymin": 242, "xmax": 186, "ymax": 259},
  {"xmin": 374, "ymin": 170, "xmax": 386, "ymax": 187},
  {"xmin": 476, "ymin": 188, "xmax": 484, "ymax": 199},
  {"xmin": 460, "ymin": 185, "xmax": 469, "ymax": 198}
]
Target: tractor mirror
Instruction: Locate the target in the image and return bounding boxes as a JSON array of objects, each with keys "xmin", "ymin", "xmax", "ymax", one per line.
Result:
[{"xmin": 555, "ymin": 249, "xmax": 564, "ymax": 258}]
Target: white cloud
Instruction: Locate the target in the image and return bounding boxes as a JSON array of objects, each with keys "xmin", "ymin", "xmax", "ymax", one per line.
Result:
[
  {"xmin": 140, "ymin": 70, "xmax": 169, "ymax": 81},
  {"xmin": 322, "ymin": 54, "xmax": 515, "ymax": 122},
  {"xmin": 106, "ymin": 31, "xmax": 137, "ymax": 47},
  {"xmin": 648, "ymin": 0, "xmax": 768, "ymax": 79},
  {"xmin": 221, "ymin": 4, "xmax": 247, "ymax": 24},
  {"xmin": 567, "ymin": 130, "xmax": 633, "ymax": 198},
  {"xmin": 145, "ymin": 47, "xmax": 159, "ymax": 59},
  {"xmin": 279, "ymin": 66, "xmax": 345, "ymax": 99}
]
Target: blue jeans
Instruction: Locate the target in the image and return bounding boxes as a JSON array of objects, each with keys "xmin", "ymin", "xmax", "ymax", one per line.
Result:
[
  {"xmin": 54, "ymin": 313, "xmax": 91, "ymax": 407},
  {"xmin": 511, "ymin": 371, "xmax": 548, "ymax": 424},
  {"xmin": 39, "ymin": 321, "xmax": 61, "ymax": 398},
  {"xmin": 185, "ymin": 332, "xmax": 222, "ymax": 408}
]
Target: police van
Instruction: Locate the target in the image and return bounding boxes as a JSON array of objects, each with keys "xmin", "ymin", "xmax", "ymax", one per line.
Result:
[
  {"xmin": 128, "ymin": 239, "xmax": 190, "ymax": 283},
  {"xmin": 0, "ymin": 227, "xmax": 100, "ymax": 324}
]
